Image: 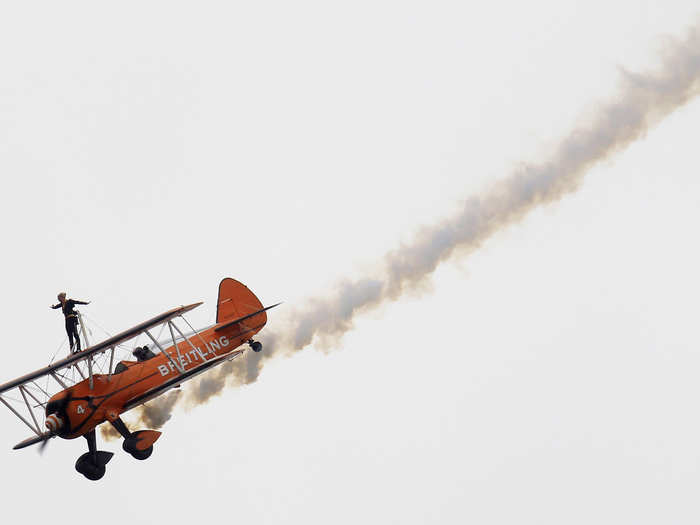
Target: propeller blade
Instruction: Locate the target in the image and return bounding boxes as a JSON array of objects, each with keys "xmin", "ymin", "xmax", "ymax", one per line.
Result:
[
  {"xmin": 13, "ymin": 432, "xmax": 53, "ymax": 450},
  {"xmin": 38, "ymin": 434, "xmax": 53, "ymax": 455}
]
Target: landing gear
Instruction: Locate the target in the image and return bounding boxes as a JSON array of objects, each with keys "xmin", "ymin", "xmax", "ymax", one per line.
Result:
[
  {"xmin": 110, "ymin": 417, "xmax": 161, "ymax": 461},
  {"xmin": 248, "ymin": 339, "xmax": 263, "ymax": 352},
  {"xmin": 123, "ymin": 432, "xmax": 154, "ymax": 460},
  {"xmin": 75, "ymin": 430, "xmax": 113, "ymax": 481}
]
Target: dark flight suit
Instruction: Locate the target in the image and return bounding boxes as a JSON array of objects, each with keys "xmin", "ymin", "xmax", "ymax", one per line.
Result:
[{"xmin": 51, "ymin": 299, "xmax": 89, "ymax": 352}]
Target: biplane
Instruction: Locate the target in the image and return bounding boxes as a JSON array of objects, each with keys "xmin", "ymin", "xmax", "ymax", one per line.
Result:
[{"xmin": 0, "ymin": 278, "xmax": 278, "ymax": 481}]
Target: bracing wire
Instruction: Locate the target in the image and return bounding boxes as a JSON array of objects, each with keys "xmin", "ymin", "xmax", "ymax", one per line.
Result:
[{"xmin": 48, "ymin": 337, "xmax": 67, "ymax": 366}]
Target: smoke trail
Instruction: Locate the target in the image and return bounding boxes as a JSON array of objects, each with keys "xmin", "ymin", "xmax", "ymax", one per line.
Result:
[
  {"xmin": 243, "ymin": 25, "xmax": 700, "ymax": 380},
  {"xmin": 136, "ymin": 391, "xmax": 181, "ymax": 428},
  {"xmin": 129, "ymin": 25, "xmax": 700, "ymax": 421},
  {"xmin": 100, "ymin": 422, "xmax": 120, "ymax": 440},
  {"xmin": 100, "ymin": 391, "xmax": 181, "ymax": 441}
]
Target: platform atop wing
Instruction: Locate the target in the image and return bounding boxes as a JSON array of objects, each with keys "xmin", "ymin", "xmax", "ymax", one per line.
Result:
[{"xmin": 0, "ymin": 302, "xmax": 202, "ymax": 395}]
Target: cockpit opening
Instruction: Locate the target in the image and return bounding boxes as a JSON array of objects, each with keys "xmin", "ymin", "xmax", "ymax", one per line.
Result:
[{"xmin": 132, "ymin": 345, "xmax": 156, "ymax": 362}]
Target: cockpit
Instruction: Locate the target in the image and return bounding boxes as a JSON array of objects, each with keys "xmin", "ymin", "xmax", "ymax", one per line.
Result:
[
  {"xmin": 132, "ymin": 345, "xmax": 156, "ymax": 362},
  {"xmin": 113, "ymin": 345, "xmax": 157, "ymax": 374}
]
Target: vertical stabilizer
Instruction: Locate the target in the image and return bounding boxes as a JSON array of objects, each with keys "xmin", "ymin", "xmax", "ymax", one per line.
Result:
[{"xmin": 216, "ymin": 278, "xmax": 266, "ymax": 325}]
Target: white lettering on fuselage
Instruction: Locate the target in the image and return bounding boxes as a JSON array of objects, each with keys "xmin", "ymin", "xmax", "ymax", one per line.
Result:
[{"xmin": 157, "ymin": 336, "xmax": 230, "ymax": 377}]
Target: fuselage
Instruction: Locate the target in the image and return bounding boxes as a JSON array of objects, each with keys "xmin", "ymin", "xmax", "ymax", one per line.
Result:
[{"xmin": 45, "ymin": 321, "xmax": 258, "ymax": 439}]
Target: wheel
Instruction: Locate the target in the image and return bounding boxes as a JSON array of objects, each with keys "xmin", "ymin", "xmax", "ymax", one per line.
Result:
[
  {"xmin": 252, "ymin": 341, "xmax": 262, "ymax": 352},
  {"xmin": 75, "ymin": 454, "xmax": 106, "ymax": 481},
  {"xmin": 82, "ymin": 464, "xmax": 106, "ymax": 481},
  {"xmin": 130, "ymin": 446, "xmax": 153, "ymax": 461},
  {"xmin": 123, "ymin": 433, "xmax": 155, "ymax": 460}
]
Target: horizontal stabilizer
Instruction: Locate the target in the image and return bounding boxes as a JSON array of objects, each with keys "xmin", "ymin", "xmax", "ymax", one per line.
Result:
[{"xmin": 214, "ymin": 303, "xmax": 282, "ymax": 332}]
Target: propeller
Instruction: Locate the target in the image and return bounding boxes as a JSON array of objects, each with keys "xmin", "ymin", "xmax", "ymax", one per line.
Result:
[
  {"xmin": 38, "ymin": 433, "xmax": 55, "ymax": 455},
  {"xmin": 13, "ymin": 431, "xmax": 55, "ymax": 451},
  {"xmin": 37, "ymin": 414, "xmax": 64, "ymax": 455},
  {"xmin": 13, "ymin": 391, "xmax": 72, "ymax": 452}
]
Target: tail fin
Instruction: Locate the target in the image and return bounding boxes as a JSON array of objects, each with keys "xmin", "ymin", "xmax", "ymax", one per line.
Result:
[{"xmin": 216, "ymin": 278, "xmax": 266, "ymax": 325}]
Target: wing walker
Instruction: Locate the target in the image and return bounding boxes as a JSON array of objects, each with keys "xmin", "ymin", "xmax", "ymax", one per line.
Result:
[{"xmin": 0, "ymin": 278, "xmax": 279, "ymax": 481}]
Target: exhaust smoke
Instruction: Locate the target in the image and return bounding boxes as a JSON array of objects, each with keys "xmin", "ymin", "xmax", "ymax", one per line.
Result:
[{"xmin": 116, "ymin": 25, "xmax": 700, "ymax": 432}]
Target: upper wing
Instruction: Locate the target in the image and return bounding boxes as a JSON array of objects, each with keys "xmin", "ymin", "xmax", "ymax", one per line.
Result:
[{"xmin": 0, "ymin": 302, "xmax": 202, "ymax": 395}]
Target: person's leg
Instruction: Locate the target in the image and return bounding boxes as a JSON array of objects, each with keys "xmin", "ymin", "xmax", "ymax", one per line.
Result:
[
  {"xmin": 65, "ymin": 318, "xmax": 75, "ymax": 351},
  {"xmin": 71, "ymin": 319, "xmax": 82, "ymax": 352},
  {"xmin": 67, "ymin": 318, "xmax": 81, "ymax": 353}
]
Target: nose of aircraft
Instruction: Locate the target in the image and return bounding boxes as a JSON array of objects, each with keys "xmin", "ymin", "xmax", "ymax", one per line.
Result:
[{"xmin": 45, "ymin": 414, "xmax": 64, "ymax": 432}]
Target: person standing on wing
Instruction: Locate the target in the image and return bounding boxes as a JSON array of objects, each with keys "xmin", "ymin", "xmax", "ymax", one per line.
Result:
[{"xmin": 51, "ymin": 292, "xmax": 90, "ymax": 353}]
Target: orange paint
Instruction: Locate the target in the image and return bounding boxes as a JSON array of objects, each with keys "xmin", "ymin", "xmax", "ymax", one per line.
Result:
[{"xmin": 46, "ymin": 278, "xmax": 270, "ymax": 440}]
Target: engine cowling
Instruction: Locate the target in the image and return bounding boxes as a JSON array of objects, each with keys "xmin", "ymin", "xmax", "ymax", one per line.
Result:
[{"xmin": 45, "ymin": 413, "xmax": 64, "ymax": 433}]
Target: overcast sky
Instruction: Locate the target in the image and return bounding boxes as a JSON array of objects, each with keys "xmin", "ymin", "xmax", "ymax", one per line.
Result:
[{"xmin": 1, "ymin": 2, "xmax": 700, "ymax": 524}]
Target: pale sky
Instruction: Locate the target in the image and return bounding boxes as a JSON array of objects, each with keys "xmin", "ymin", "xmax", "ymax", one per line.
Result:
[{"xmin": 1, "ymin": 2, "xmax": 700, "ymax": 524}]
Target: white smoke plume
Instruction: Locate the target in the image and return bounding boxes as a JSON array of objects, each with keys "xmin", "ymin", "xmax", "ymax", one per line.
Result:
[
  {"xmin": 125, "ymin": 25, "xmax": 700, "ymax": 425},
  {"xmin": 243, "ymin": 25, "xmax": 700, "ymax": 379},
  {"xmin": 100, "ymin": 391, "xmax": 180, "ymax": 441}
]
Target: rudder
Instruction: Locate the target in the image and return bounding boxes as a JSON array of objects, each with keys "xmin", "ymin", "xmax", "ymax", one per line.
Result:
[{"xmin": 216, "ymin": 278, "xmax": 266, "ymax": 325}]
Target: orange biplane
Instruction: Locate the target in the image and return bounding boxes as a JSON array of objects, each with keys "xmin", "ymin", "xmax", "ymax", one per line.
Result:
[{"xmin": 0, "ymin": 278, "xmax": 278, "ymax": 480}]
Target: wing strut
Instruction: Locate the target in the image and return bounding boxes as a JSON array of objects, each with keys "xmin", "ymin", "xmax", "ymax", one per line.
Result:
[
  {"xmin": 144, "ymin": 329, "xmax": 184, "ymax": 374},
  {"xmin": 170, "ymin": 320, "xmax": 209, "ymax": 362},
  {"xmin": 77, "ymin": 311, "xmax": 91, "ymax": 348},
  {"xmin": 167, "ymin": 321, "xmax": 186, "ymax": 372},
  {"xmin": 18, "ymin": 387, "xmax": 40, "ymax": 434},
  {"xmin": 180, "ymin": 315, "xmax": 215, "ymax": 359},
  {"xmin": 77, "ymin": 311, "xmax": 96, "ymax": 389},
  {"xmin": 22, "ymin": 386, "xmax": 46, "ymax": 409},
  {"xmin": 50, "ymin": 372, "xmax": 67, "ymax": 389},
  {"xmin": 73, "ymin": 363, "xmax": 86, "ymax": 381},
  {"xmin": 30, "ymin": 381, "xmax": 50, "ymax": 400},
  {"xmin": 0, "ymin": 395, "xmax": 40, "ymax": 436},
  {"xmin": 87, "ymin": 357, "xmax": 94, "ymax": 390},
  {"xmin": 107, "ymin": 347, "xmax": 116, "ymax": 379}
]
